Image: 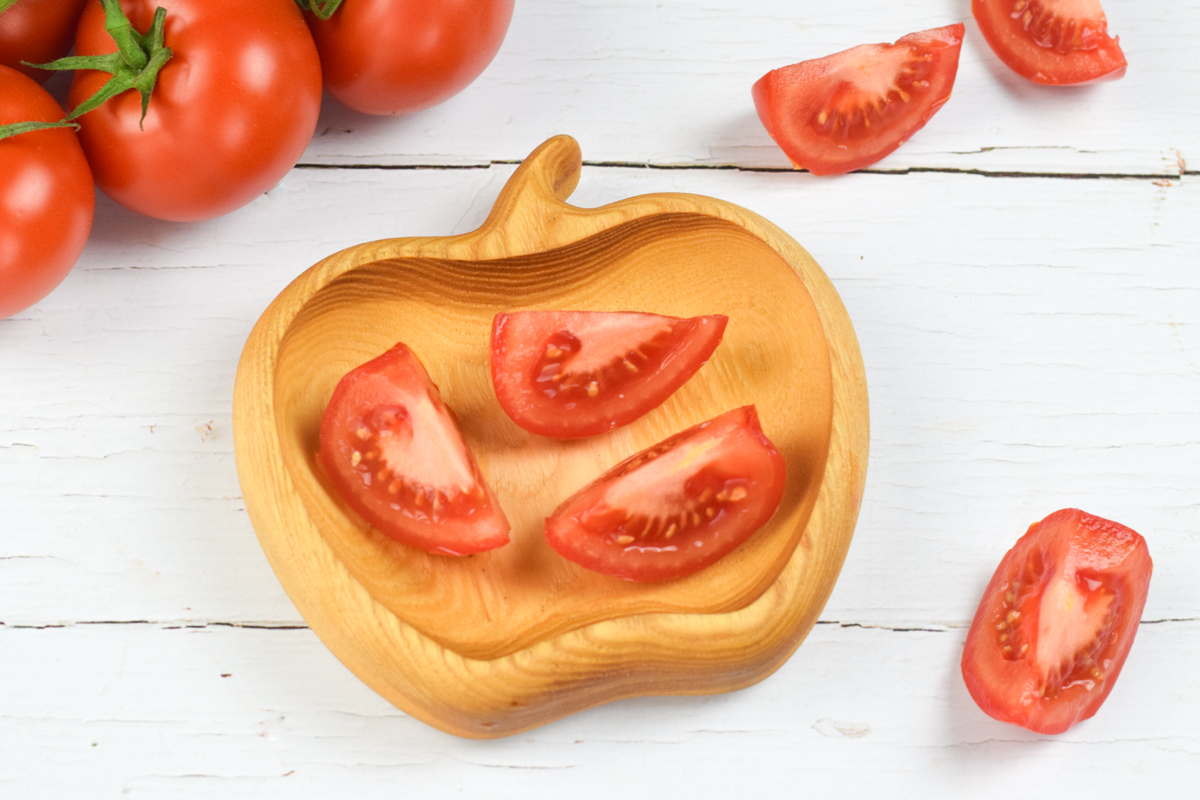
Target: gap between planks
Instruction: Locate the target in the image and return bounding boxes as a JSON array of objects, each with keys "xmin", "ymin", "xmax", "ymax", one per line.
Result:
[{"xmin": 295, "ymin": 161, "xmax": 1196, "ymax": 181}]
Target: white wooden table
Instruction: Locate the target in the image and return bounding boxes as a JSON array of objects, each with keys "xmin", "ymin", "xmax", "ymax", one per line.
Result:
[{"xmin": 3, "ymin": 1, "xmax": 1198, "ymax": 795}]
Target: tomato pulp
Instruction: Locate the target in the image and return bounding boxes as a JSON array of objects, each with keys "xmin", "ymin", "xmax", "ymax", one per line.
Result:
[
  {"xmin": 317, "ymin": 342, "xmax": 511, "ymax": 556},
  {"xmin": 490, "ymin": 310, "xmax": 728, "ymax": 439},
  {"xmin": 0, "ymin": 65, "xmax": 94, "ymax": 319},
  {"xmin": 68, "ymin": 0, "xmax": 322, "ymax": 221},
  {"xmin": 972, "ymin": 0, "xmax": 1126, "ymax": 85},
  {"xmin": 304, "ymin": 0, "xmax": 514, "ymax": 115},
  {"xmin": 961, "ymin": 508, "xmax": 1152, "ymax": 733},
  {"xmin": 544, "ymin": 406, "xmax": 786, "ymax": 582},
  {"xmin": 752, "ymin": 23, "xmax": 964, "ymax": 175}
]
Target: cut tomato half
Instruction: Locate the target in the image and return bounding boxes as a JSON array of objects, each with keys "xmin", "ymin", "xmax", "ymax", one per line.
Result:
[
  {"xmin": 490, "ymin": 310, "xmax": 728, "ymax": 439},
  {"xmin": 544, "ymin": 406, "xmax": 786, "ymax": 582},
  {"xmin": 973, "ymin": 0, "xmax": 1126, "ymax": 85},
  {"xmin": 752, "ymin": 23, "xmax": 964, "ymax": 176},
  {"xmin": 317, "ymin": 342, "xmax": 510, "ymax": 556},
  {"xmin": 961, "ymin": 508, "xmax": 1152, "ymax": 734}
]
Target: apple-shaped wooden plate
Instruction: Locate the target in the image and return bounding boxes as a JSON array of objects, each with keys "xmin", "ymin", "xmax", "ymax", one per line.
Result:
[{"xmin": 232, "ymin": 135, "xmax": 868, "ymax": 738}]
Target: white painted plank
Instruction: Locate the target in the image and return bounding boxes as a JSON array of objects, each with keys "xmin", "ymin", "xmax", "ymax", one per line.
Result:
[
  {"xmin": 300, "ymin": 0, "xmax": 1200, "ymax": 175},
  {"xmin": 2, "ymin": 167, "xmax": 1197, "ymax": 628},
  {"xmin": 0, "ymin": 621, "xmax": 1195, "ymax": 796}
]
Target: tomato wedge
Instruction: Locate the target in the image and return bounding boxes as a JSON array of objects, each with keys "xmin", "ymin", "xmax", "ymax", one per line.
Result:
[
  {"xmin": 752, "ymin": 23, "xmax": 964, "ymax": 176},
  {"xmin": 544, "ymin": 406, "xmax": 786, "ymax": 582},
  {"xmin": 490, "ymin": 310, "xmax": 728, "ymax": 439},
  {"xmin": 961, "ymin": 509, "xmax": 1152, "ymax": 734},
  {"xmin": 317, "ymin": 342, "xmax": 510, "ymax": 556},
  {"xmin": 972, "ymin": 0, "xmax": 1126, "ymax": 85}
]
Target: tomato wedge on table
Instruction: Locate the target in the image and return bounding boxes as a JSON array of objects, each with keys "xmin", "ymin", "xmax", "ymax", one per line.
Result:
[
  {"xmin": 972, "ymin": 0, "xmax": 1126, "ymax": 85},
  {"xmin": 317, "ymin": 343, "xmax": 510, "ymax": 556},
  {"xmin": 752, "ymin": 23, "xmax": 964, "ymax": 176},
  {"xmin": 961, "ymin": 508, "xmax": 1152, "ymax": 734},
  {"xmin": 490, "ymin": 310, "xmax": 728, "ymax": 439},
  {"xmin": 544, "ymin": 406, "xmax": 786, "ymax": 582}
]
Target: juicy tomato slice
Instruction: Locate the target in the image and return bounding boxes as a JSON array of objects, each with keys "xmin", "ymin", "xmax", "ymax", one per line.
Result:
[
  {"xmin": 317, "ymin": 343, "xmax": 510, "ymax": 556},
  {"xmin": 961, "ymin": 508, "xmax": 1152, "ymax": 734},
  {"xmin": 544, "ymin": 406, "xmax": 786, "ymax": 582},
  {"xmin": 752, "ymin": 23, "xmax": 964, "ymax": 176},
  {"xmin": 972, "ymin": 0, "xmax": 1126, "ymax": 85},
  {"xmin": 490, "ymin": 310, "xmax": 728, "ymax": 439}
]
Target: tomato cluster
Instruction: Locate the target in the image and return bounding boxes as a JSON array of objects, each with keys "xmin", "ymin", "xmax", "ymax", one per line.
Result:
[
  {"xmin": 1, "ymin": 0, "xmax": 513, "ymax": 318},
  {"xmin": 754, "ymin": 1, "xmax": 1126, "ymax": 174},
  {"xmin": 317, "ymin": 310, "xmax": 787, "ymax": 583}
]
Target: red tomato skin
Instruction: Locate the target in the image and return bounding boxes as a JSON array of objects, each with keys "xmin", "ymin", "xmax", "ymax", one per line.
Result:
[
  {"xmin": 0, "ymin": 65, "xmax": 94, "ymax": 319},
  {"xmin": 0, "ymin": 0, "xmax": 87, "ymax": 83},
  {"xmin": 544, "ymin": 406, "xmax": 786, "ymax": 582},
  {"xmin": 67, "ymin": 0, "xmax": 322, "ymax": 221},
  {"xmin": 490, "ymin": 310, "xmax": 729, "ymax": 440},
  {"xmin": 304, "ymin": 0, "xmax": 514, "ymax": 115},
  {"xmin": 972, "ymin": 0, "xmax": 1126, "ymax": 85},
  {"xmin": 752, "ymin": 24, "xmax": 964, "ymax": 176},
  {"xmin": 961, "ymin": 509, "xmax": 1152, "ymax": 734},
  {"xmin": 317, "ymin": 343, "xmax": 510, "ymax": 556}
]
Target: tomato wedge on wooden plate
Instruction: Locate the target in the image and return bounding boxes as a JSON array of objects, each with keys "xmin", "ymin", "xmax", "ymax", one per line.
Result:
[
  {"xmin": 972, "ymin": 0, "xmax": 1126, "ymax": 85},
  {"xmin": 752, "ymin": 23, "xmax": 965, "ymax": 176},
  {"xmin": 490, "ymin": 310, "xmax": 728, "ymax": 439},
  {"xmin": 961, "ymin": 508, "xmax": 1152, "ymax": 734},
  {"xmin": 317, "ymin": 342, "xmax": 510, "ymax": 556},
  {"xmin": 544, "ymin": 405, "xmax": 786, "ymax": 582}
]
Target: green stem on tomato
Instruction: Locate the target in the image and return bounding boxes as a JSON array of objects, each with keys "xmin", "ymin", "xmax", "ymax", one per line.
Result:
[
  {"xmin": 294, "ymin": 0, "xmax": 344, "ymax": 21},
  {"xmin": 0, "ymin": 0, "xmax": 23, "ymax": 15},
  {"xmin": 29, "ymin": 0, "xmax": 173, "ymax": 127},
  {"xmin": 0, "ymin": 119, "xmax": 80, "ymax": 143}
]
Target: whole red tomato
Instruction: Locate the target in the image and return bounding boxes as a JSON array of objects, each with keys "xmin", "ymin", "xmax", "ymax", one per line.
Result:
[
  {"xmin": 0, "ymin": 0, "xmax": 88, "ymax": 83},
  {"xmin": 0, "ymin": 65, "xmax": 94, "ymax": 319},
  {"xmin": 303, "ymin": 0, "xmax": 514, "ymax": 115},
  {"xmin": 68, "ymin": 0, "xmax": 322, "ymax": 221}
]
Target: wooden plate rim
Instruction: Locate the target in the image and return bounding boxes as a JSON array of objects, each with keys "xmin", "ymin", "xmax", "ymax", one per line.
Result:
[{"xmin": 232, "ymin": 135, "xmax": 869, "ymax": 738}]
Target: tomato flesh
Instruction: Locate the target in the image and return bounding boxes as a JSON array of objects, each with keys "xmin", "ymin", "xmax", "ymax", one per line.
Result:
[
  {"xmin": 317, "ymin": 343, "xmax": 510, "ymax": 556},
  {"xmin": 961, "ymin": 508, "xmax": 1152, "ymax": 733},
  {"xmin": 490, "ymin": 310, "xmax": 728, "ymax": 439},
  {"xmin": 752, "ymin": 24, "xmax": 964, "ymax": 176},
  {"xmin": 973, "ymin": 0, "xmax": 1126, "ymax": 85},
  {"xmin": 0, "ymin": 65, "xmax": 95, "ymax": 319},
  {"xmin": 544, "ymin": 406, "xmax": 786, "ymax": 582}
]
